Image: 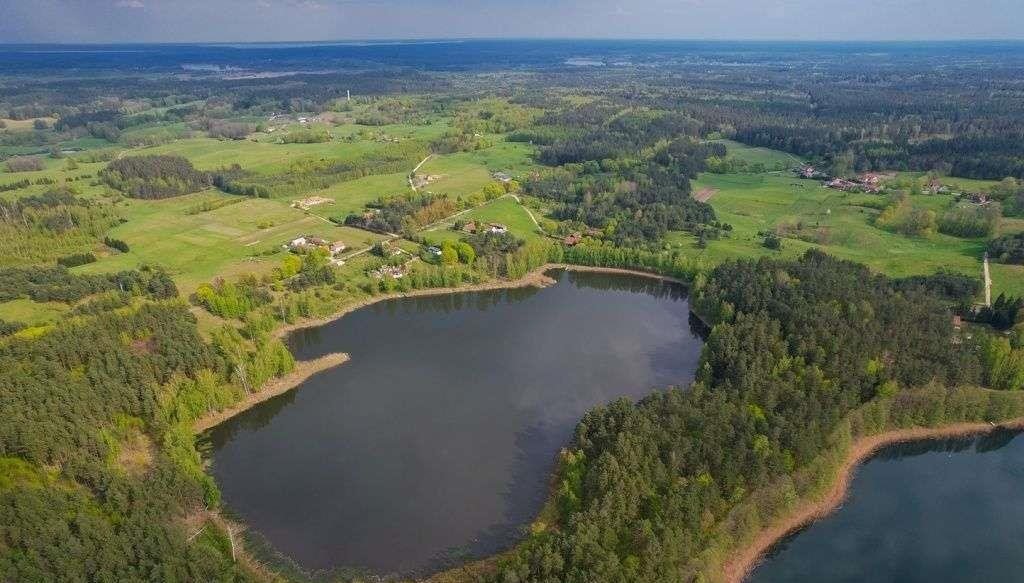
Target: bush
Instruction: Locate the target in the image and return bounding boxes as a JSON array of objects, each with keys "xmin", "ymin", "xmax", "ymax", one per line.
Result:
[
  {"xmin": 938, "ymin": 204, "xmax": 1000, "ymax": 238},
  {"xmin": 5, "ymin": 156, "xmax": 44, "ymax": 173},
  {"xmin": 989, "ymin": 232, "xmax": 1024, "ymax": 265},
  {"xmin": 760, "ymin": 231, "xmax": 783, "ymax": 250},
  {"xmin": 206, "ymin": 120, "xmax": 253, "ymax": 140},
  {"xmin": 57, "ymin": 253, "xmax": 97, "ymax": 268},
  {"xmin": 280, "ymin": 127, "xmax": 330, "ymax": 144},
  {"xmin": 104, "ymin": 236, "xmax": 129, "ymax": 252}
]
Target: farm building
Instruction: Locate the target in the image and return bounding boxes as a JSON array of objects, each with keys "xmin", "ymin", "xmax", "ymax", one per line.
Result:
[
  {"xmin": 285, "ymin": 235, "xmax": 330, "ymax": 252},
  {"xmin": 798, "ymin": 165, "xmax": 823, "ymax": 179},
  {"xmin": 292, "ymin": 196, "xmax": 334, "ymax": 210}
]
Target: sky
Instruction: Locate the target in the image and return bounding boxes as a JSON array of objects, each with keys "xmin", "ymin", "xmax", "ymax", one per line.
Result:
[{"xmin": 2, "ymin": 0, "xmax": 1023, "ymax": 44}]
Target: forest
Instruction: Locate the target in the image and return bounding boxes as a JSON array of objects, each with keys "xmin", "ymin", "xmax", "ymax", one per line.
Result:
[
  {"xmin": 1, "ymin": 40, "xmax": 1024, "ymax": 583},
  {"xmin": 523, "ymin": 137, "xmax": 720, "ymax": 246},
  {"xmin": 0, "ymin": 297, "xmax": 292, "ymax": 581},
  {"xmin": 100, "ymin": 155, "xmax": 211, "ymax": 199},
  {"xmin": 486, "ymin": 251, "xmax": 1015, "ymax": 583}
]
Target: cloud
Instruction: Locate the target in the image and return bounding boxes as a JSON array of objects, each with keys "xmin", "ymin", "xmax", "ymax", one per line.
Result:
[{"xmin": 114, "ymin": 0, "xmax": 145, "ymax": 8}]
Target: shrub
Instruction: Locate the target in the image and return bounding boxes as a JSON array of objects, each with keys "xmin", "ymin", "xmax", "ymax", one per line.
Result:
[
  {"xmin": 938, "ymin": 204, "xmax": 1000, "ymax": 238},
  {"xmin": 5, "ymin": 156, "xmax": 44, "ymax": 173},
  {"xmin": 989, "ymin": 233, "xmax": 1024, "ymax": 265},
  {"xmin": 104, "ymin": 236, "xmax": 130, "ymax": 252},
  {"xmin": 57, "ymin": 253, "xmax": 97, "ymax": 268}
]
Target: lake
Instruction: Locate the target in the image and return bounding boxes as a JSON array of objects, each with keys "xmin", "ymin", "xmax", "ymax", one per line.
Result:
[
  {"xmin": 206, "ymin": 269, "xmax": 705, "ymax": 576},
  {"xmin": 748, "ymin": 429, "xmax": 1024, "ymax": 583}
]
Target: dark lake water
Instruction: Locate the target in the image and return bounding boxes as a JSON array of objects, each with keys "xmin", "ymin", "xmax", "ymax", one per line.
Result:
[
  {"xmin": 748, "ymin": 429, "xmax": 1024, "ymax": 583},
  {"xmin": 206, "ymin": 269, "xmax": 704, "ymax": 576}
]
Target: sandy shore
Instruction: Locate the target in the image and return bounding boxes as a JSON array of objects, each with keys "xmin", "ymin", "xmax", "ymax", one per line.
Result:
[
  {"xmin": 274, "ymin": 263, "xmax": 686, "ymax": 338},
  {"xmin": 722, "ymin": 418, "xmax": 1024, "ymax": 583},
  {"xmin": 194, "ymin": 352, "xmax": 350, "ymax": 433}
]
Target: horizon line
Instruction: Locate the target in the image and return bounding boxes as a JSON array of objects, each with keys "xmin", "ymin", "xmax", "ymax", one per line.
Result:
[{"xmin": 3, "ymin": 37, "xmax": 1024, "ymax": 47}]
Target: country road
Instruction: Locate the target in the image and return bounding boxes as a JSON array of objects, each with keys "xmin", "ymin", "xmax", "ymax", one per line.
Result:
[
  {"xmin": 408, "ymin": 154, "xmax": 434, "ymax": 192},
  {"xmin": 984, "ymin": 252, "xmax": 992, "ymax": 307}
]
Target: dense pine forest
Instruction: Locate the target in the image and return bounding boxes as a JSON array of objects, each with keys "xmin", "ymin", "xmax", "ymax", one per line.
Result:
[{"xmin": 488, "ymin": 252, "xmax": 1021, "ymax": 583}]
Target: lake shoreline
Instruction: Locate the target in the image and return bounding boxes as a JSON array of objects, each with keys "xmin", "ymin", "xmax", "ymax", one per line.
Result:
[
  {"xmin": 200, "ymin": 264, "xmax": 684, "ymax": 434},
  {"xmin": 722, "ymin": 417, "xmax": 1024, "ymax": 583},
  {"xmin": 194, "ymin": 352, "xmax": 349, "ymax": 433},
  {"xmin": 273, "ymin": 263, "xmax": 688, "ymax": 339}
]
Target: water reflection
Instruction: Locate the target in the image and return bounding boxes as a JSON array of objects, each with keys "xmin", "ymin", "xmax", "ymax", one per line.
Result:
[
  {"xmin": 750, "ymin": 430, "xmax": 1024, "ymax": 583},
  {"xmin": 208, "ymin": 269, "xmax": 704, "ymax": 576}
]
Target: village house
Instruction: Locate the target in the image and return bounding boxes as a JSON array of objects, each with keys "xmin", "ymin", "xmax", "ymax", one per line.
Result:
[
  {"xmin": 926, "ymin": 178, "xmax": 945, "ymax": 194},
  {"xmin": 330, "ymin": 241, "xmax": 347, "ymax": 256},
  {"xmin": 799, "ymin": 165, "xmax": 820, "ymax": 179},
  {"xmin": 285, "ymin": 236, "xmax": 308, "ymax": 250},
  {"xmin": 966, "ymin": 192, "xmax": 992, "ymax": 206},
  {"xmin": 488, "ymin": 223, "xmax": 509, "ymax": 234},
  {"xmin": 426, "ymin": 245, "xmax": 442, "ymax": 256},
  {"xmin": 462, "ymin": 220, "xmax": 478, "ymax": 234},
  {"xmin": 860, "ymin": 172, "xmax": 881, "ymax": 185},
  {"xmin": 563, "ymin": 232, "xmax": 582, "ymax": 246},
  {"xmin": 285, "ymin": 235, "xmax": 330, "ymax": 252},
  {"xmin": 825, "ymin": 178, "xmax": 859, "ymax": 192},
  {"xmin": 291, "ymin": 196, "xmax": 334, "ymax": 210},
  {"xmin": 492, "ymin": 171, "xmax": 513, "ymax": 183}
]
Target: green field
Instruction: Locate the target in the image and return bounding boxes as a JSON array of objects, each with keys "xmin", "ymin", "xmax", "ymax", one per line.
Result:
[
  {"xmin": 4, "ymin": 114, "xmax": 1019, "ymax": 301},
  {"xmin": 0, "ymin": 298, "xmax": 70, "ymax": 326},
  {"xmin": 73, "ymin": 191, "xmax": 384, "ymax": 292},
  {"xmin": 417, "ymin": 141, "xmax": 534, "ymax": 199},
  {"xmin": 142, "ymin": 136, "xmax": 388, "ymax": 174},
  {"xmin": 420, "ymin": 195, "xmax": 545, "ymax": 245},
  {"xmin": 0, "ymin": 116, "xmax": 540, "ymax": 294},
  {"xmin": 710, "ymin": 139, "xmax": 804, "ymax": 168},
  {"xmin": 303, "ymin": 172, "xmax": 410, "ymax": 220},
  {"xmin": 669, "ymin": 171, "xmax": 1024, "ymax": 298}
]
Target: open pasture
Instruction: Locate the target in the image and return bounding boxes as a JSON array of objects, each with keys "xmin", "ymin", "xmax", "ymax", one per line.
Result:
[{"xmin": 671, "ymin": 172, "xmax": 1024, "ymax": 296}]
